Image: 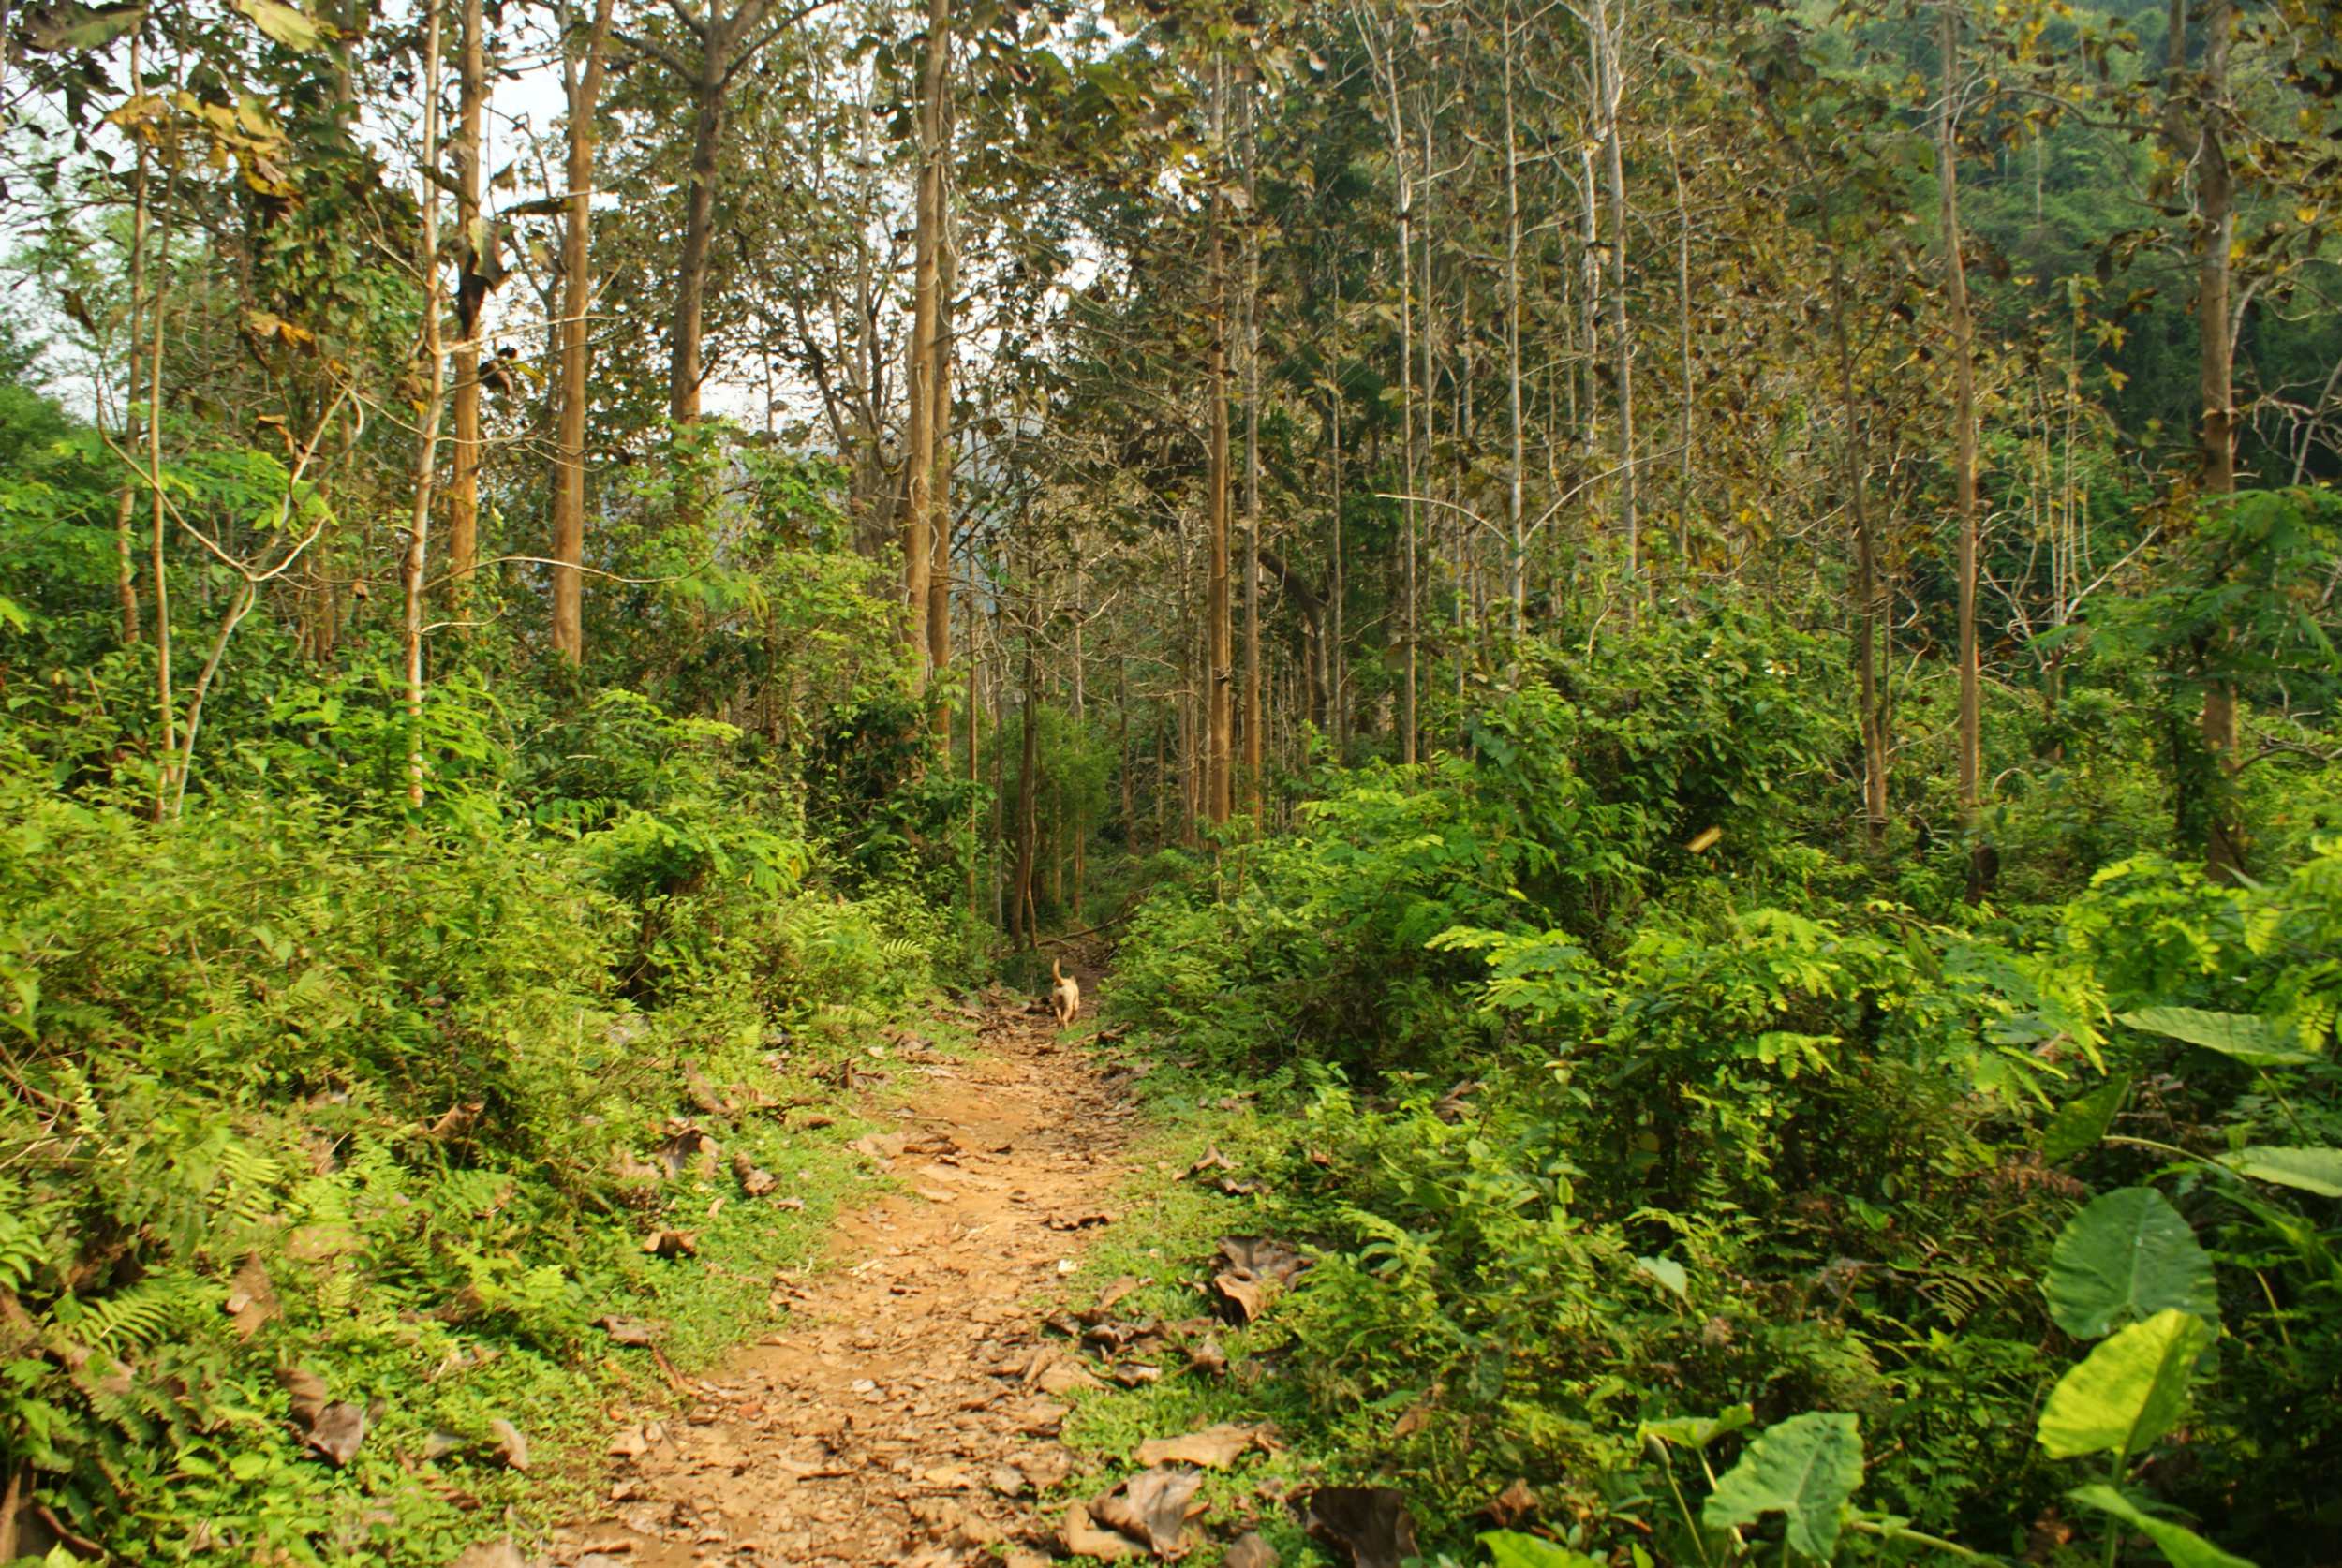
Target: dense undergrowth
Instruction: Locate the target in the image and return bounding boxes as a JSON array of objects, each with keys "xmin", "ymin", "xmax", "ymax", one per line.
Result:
[
  {"xmin": 1076, "ymin": 588, "xmax": 2342, "ymax": 1568},
  {"xmin": 0, "ymin": 382, "xmax": 973, "ymax": 1562}
]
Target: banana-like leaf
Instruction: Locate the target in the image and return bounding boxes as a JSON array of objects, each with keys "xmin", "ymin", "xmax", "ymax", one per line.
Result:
[
  {"xmin": 2117, "ymin": 1008, "xmax": 2320, "ymax": 1067},
  {"xmin": 2044, "ymin": 1075, "xmax": 2130, "ymax": 1163},
  {"xmin": 1702, "ymin": 1412, "xmax": 1862, "ymax": 1561},
  {"xmin": 2216, "ymin": 1146, "xmax": 2342, "ymax": 1198},
  {"xmin": 2044, "ymin": 1187, "xmax": 2218, "ymax": 1339},
  {"xmin": 2036, "ymin": 1309, "xmax": 2212, "ymax": 1460},
  {"xmin": 2068, "ymin": 1486, "xmax": 2257, "ymax": 1568}
]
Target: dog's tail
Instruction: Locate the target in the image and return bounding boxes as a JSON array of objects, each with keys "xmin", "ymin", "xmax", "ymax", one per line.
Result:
[{"xmin": 1051, "ymin": 957, "xmax": 1066, "ymax": 983}]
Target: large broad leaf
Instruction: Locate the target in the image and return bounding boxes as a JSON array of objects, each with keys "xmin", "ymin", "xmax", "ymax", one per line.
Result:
[
  {"xmin": 2068, "ymin": 1486, "xmax": 2258, "ymax": 1568},
  {"xmin": 2036, "ymin": 1309, "xmax": 2212, "ymax": 1460},
  {"xmin": 2216, "ymin": 1146, "xmax": 2342, "ymax": 1198},
  {"xmin": 1701, "ymin": 1412, "xmax": 1862, "ymax": 1561},
  {"xmin": 2044, "ymin": 1076, "xmax": 2130, "ymax": 1163},
  {"xmin": 2118, "ymin": 1008, "xmax": 2320, "ymax": 1068},
  {"xmin": 1480, "ymin": 1531, "xmax": 1605, "ymax": 1568},
  {"xmin": 2044, "ymin": 1188, "xmax": 2218, "ymax": 1339},
  {"xmin": 1638, "ymin": 1404, "xmax": 1754, "ymax": 1453}
]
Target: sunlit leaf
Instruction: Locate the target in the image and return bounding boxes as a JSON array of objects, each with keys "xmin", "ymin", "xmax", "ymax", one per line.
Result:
[{"xmin": 2036, "ymin": 1309, "xmax": 2211, "ymax": 1460}]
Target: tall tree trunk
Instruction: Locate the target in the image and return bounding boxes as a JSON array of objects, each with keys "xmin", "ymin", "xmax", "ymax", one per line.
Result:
[
  {"xmin": 1593, "ymin": 0, "xmax": 1637, "ymax": 611},
  {"xmin": 1206, "ymin": 59, "xmax": 1235, "ymax": 824},
  {"xmin": 1939, "ymin": 3, "xmax": 1984, "ymax": 888},
  {"xmin": 1017, "ymin": 612, "xmax": 1041, "ymax": 944},
  {"xmin": 927, "ymin": 151, "xmax": 956, "ymax": 743},
  {"xmin": 1669, "ymin": 130, "xmax": 1694, "ymax": 570},
  {"xmin": 2191, "ymin": 0, "xmax": 2243, "ymax": 880},
  {"xmin": 405, "ymin": 0, "xmax": 449, "ymax": 806},
  {"xmin": 1831, "ymin": 254, "xmax": 1889, "ymax": 855},
  {"xmin": 552, "ymin": 0, "xmax": 616, "ymax": 666},
  {"xmin": 1241, "ymin": 70, "xmax": 1263, "ymax": 819},
  {"xmin": 449, "ymin": 0, "xmax": 485, "ymax": 599},
  {"xmin": 900, "ymin": 0, "xmax": 950, "ymax": 688},
  {"xmin": 115, "ymin": 34, "xmax": 148, "ymax": 650},
  {"xmin": 147, "ymin": 118, "xmax": 179, "ymax": 818},
  {"xmin": 1503, "ymin": 17, "xmax": 1526, "ymax": 637},
  {"xmin": 670, "ymin": 65, "xmax": 724, "ymax": 423}
]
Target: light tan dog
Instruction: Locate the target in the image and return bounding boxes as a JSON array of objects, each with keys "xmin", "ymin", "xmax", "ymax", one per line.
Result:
[{"xmin": 1049, "ymin": 958, "xmax": 1081, "ymax": 1028}]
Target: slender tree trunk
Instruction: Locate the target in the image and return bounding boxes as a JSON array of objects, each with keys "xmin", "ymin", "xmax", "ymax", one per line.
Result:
[
  {"xmin": 927, "ymin": 151, "xmax": 956, "ymax": 743},
  {"xmin": 1593, "ymin": 0, "xmax": 1637, "ymax": 613},
  {"xmin": 449, "ymin": 0, "xmax": 485, "ymax": 599},
  {"xmin": 671, "ymin": 67, "xmax": 724, "ymax": 424},
  {"xmin": 1328, "ymin": 289, "xmax": 1347, "ymax": 757},
  {"xmin": 1503, "ymin": 18, "xmax": 1526, "ymax": 636},
  {"xmin": 552, "ymin": 0, "xmax": 616, "ymax": 666},
  {"xmin": 115, "ymin": 36, "xmax": 148, "ymax": 650},
  {"xmin": 1939, "ymin": 3, "xmax": 1984, "ymax": 886},
  {"xmin": 2192, "ymin": 0, "xmax": 2243, "ymax": 880},
  {"xmin": 147, "ymin": 129, "xmax": 178, "ymax": 817},
  {"xmin": 1831, "ymin": 255, "xmax": 1889, "ymax": 855},
  {"xmin": 1669, "ymin": 130, "xmax": 1694, "ymax": 570},
  {"xmin": 1206, "ymin": 59, "xmax": 1235, "ymax": 823},
  {"xmin": 405, "ymin": 0, "xmax": 448, "ymax": 808},
  {"xmin": 1241, "ymin": 71, "xmax": 1263, "ymax": 819},
  {"xmin": 900, "ymin": 0, "xmax": 950, "ymax": 687},
  {"xmin": 1017, "ymin": 611, "xmax": 1041, "ymax": 944}
]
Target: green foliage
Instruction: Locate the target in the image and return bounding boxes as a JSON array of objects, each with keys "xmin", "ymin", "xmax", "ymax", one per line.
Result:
[
  {"xmin": 1700, "ymin": 1413, "xmax": 1864, "ymax": 1561},
  {"xmin": 2043, "ymin": 1189, "xmax": 2219, "ymax": 1339}
]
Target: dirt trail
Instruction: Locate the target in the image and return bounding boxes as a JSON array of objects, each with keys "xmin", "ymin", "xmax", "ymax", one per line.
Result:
[{"xmin": 548, "ymin": 976, "xmax": 1133, "ymax": 1568}]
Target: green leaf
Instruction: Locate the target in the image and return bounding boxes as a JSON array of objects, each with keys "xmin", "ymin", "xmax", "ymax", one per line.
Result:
[
  {"xmin": 2044, "ymin": 1075, "xmax": 2130, "ymax": 1163},
  {"xmin": 1635, "ymin": 1254, "xmax": 1689, "ymax": 1303},
  {"xmin": 232, "ymin": 0, "xmax": 328, "ymax": 51},
  {"xmin": 2215, "ymin": 1146, "xmax": 2342, "ymax": 1197},
  {"xmin": 1481, "ymin": 1531, "xmax": 1606, "ymax": 1568},
  {"xmin": 1639, "ymin": 1404, "xmax": 1754, "ymax": 1452},
  {"xmin": 2118, "ymin": 1008, "xmax": 2319, "ymax": 1067},
  {"xmin": 1701, "ymin": 1412, "xmax": 1863, "ymax": 1561},
  {"xmin": 2068, "ymin": 1486, "xmax": 2257, "ymax": 1568},
  {"xmin": 2036, "ymin": 1309, "xmax": 2212, "ymax": 1460},
  {"xmin": 2044, "ymin": 1187, "xmax": 2218, "ymax": 1339}
]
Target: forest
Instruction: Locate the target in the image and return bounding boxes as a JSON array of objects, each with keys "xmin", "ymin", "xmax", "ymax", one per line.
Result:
[{"xmin": 2, "ymin": 0, "xmax": 2340, "ymax": 1561}]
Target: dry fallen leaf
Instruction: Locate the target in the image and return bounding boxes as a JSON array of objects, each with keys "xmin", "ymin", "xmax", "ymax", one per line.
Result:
[
  {"xmin": 609, "ymin": 1425, "xmax": 653, "ymax": 1458},
  {"xmin": 599, "ymin": 1315, "xmax": 659, "ymax": 1346},
  {"xmin": 1190, "ymin": 1336, "xmax": 1230, "ymax": 1377},
  {"xmin": 1135, "ymin": 1422, "xmax": 1267, "ymax": 1469},
  {"xmin": 488, "ymin": 1417, "xmax": 528, "ymax": 1472},
  {"xmin": 1303, "ymin": 1486, "xmax": 1418, "ymax": 1568},
  {"xmin": 641, "ymin": 1229, "xmax": 699, "ymax": 1258},
  {"xmin": 851, "ymin": 1131, "xmax": 909, "ymax": 1162},
  {"xmin": 224, "ymin": 1255, "xmax": 278, "ymax": 1340},
  {"xmin": 304, "ymin": 1401, "xmax": 366, "ymax": 1466},
  {"xmin": 1487, "ymin": 1477, "xmax": 1536, "ymax": 1526},
  {"xmin": 1094, "ymin": 1465, "xmax": 1208, "ymax": 1555},
  {"xmin": 449, "ymin": 1539, "xmax": 529, "ymax": 1568},
  {"xmin": 1063, "ymin": 1501, "xmax": 1143, "ymax": 1561},
  {"xmin": 1036, "ymin": 1358, "xmax": 1105, "ymax": 1396},
  {"xmin": 1096, "ymin": 1275, "xmax": 1143, "ymax": 1312},
  {"xmin": 1224, "ymin": 1532, "xmax": 1279, "ymax": 1568}
]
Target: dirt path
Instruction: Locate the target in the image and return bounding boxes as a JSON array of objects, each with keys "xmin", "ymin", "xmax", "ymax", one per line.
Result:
[{"xmin": 548, "ymin": 978, "xmax": 1133, "ymax": 1568}]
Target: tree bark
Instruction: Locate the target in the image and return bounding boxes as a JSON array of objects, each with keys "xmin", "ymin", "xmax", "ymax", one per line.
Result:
[
  {"xmin": 1593, "ymin": 0, "xmax": 1637, "ymax": 612},
  {"xmin": 1940, "ymin": 3, "xmax": 1983, "ymax": 880},
  {"xmin": 449, "ymin": 0, "xmax": 485, "ymax": 599},
  {"xmin": 2191, "ymin": 0, "xmax": 2243, "ymax": 881},
  {"xmin": 406, "ymin": 0, "xmax": 448, "ymax": 807},
  {"xmin": 1205, "ymin": 58, "xmax": 1235, "ymax": 824},
  {"xmin": 927, "ymin": 144, "xmax": 956, "ymax": 743},
  {"xmin": 1830, "ymin": 253, "xmax": 1889, "ymax": 856},
  {"xmin": 552, "ymin": 0, "xmax": 617, "ymax": 666},
  {"xmin": 1241, "ymin": 69, "xmax": 1263, "ymax": 819},
  {"xmin": 900, "ymin": 0, "xmax": 950, "ymax": 688},
  {"xmin": 115, "ymin": 34, "xmax": 148, "ymax": 650}
]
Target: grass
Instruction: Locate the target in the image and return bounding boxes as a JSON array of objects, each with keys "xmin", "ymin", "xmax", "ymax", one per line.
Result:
[{"xmin": 1031, "ymin": 1038, "xmax": 1356, "ymax": 1568}]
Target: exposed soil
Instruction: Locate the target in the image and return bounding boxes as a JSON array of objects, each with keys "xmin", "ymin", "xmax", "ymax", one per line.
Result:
[{"xmin": 547, "ymin": 969, "xmax": 1132, "ymax": 1568}]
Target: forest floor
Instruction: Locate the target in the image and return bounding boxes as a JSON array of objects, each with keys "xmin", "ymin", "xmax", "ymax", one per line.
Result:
[{"xmin": 542, "ymin": 963, "xmax": 1136, "ymax": 1568}]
